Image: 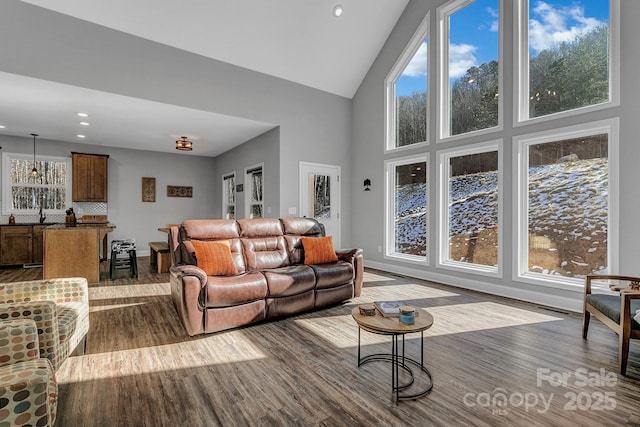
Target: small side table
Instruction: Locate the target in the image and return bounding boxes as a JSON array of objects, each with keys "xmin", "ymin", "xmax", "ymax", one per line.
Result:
[{"xmin": 351, "ymin": 306, "xmax": 434, "ymax": 403}]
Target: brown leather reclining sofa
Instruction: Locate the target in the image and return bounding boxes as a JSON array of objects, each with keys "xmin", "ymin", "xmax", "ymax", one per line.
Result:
[{"xmin": 168, "ymin": 217, "xmax": 364, "ymax": 336}]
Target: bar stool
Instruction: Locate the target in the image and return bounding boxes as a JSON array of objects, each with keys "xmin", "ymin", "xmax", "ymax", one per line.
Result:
[{"xmin": 110, "ymin": 239, "xmax": 138, "ymax": 279}]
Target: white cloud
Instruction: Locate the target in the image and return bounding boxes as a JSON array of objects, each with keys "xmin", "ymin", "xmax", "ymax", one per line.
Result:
[
  {"xmin": 449, "ymin": 43, "xmax": 477, "ymax": 78},
  {"xmin": 487, "ymin": 7, "xmax": 499, "ymax": 32},
  {"xmin": 401, "ymin": 41, "xmax": 427, "ymax": 77},
  {"xmin": 529, "ymin": 1, "xmax": 605, "ymax": 54}
]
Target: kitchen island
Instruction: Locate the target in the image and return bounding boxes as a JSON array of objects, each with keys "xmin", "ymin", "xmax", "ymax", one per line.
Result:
[{"xmin": 43, "ymin": 223, "xmax": 115, "ymax": 284}]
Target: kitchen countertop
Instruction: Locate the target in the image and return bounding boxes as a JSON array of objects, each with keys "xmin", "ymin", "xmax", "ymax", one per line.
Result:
[
  {"xmin": 1, "ymin": 222, "xmax": 58, "ymax": 226},
  {"xmin": 44, "ymin": 223, "xmax": 116, "ymax": 230}
]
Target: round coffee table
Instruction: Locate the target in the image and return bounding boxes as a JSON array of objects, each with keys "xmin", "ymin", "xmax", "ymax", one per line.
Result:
[{"xmin": 351, "ymin": 305, "xmax": 434, "ymax": 403}]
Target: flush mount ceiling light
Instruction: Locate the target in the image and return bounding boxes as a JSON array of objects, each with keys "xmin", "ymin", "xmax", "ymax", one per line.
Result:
[
  {"xmin": 332, "ymin": 4, "xmax": 343, "ymax": 17},
  {"xmin": 175, "ymin": 136, "xmax": 193, "ymax": 151}
]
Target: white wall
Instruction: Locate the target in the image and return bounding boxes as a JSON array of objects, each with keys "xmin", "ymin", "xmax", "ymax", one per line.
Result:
[{"xmin": 350, "ymin": 0, "xmax": 639, "ymax": 312}]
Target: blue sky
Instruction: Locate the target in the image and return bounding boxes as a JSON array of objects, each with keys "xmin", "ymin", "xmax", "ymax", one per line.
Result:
[{"xmin": 395, "ymin": 0, "xmax": 609, "ymax": 97}]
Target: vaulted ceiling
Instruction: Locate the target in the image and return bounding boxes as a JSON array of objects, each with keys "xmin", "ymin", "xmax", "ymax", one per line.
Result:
[{"xmin": 0, "ymin": 0, "xmax": 409, "ymax": 156}]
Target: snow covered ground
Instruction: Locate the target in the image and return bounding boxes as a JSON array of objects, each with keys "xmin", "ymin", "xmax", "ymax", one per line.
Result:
[{"xmin": 394, "ymin": 157, "xmax": 607, "ymax": 276}]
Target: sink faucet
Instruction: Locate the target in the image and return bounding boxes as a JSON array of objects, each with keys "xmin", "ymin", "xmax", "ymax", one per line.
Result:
[{"xmin": 39, "ymin": 205, "xmax": 46, "ymax": 224}]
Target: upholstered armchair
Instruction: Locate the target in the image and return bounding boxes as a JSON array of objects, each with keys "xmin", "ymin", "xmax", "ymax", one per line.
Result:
[
  {"xmin": 0, "ymin": 319, "xmax": 58, "ymax": 426},
  {"xmin": 583, "ymin": 275, "xmax": 640, "ymax": 375},
  {"xmin": 0, "ymin": 277, "xmax": 90, "ymax": 371}
]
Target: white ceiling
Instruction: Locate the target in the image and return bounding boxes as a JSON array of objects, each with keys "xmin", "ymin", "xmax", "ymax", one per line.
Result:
[
  {"xmin": 0, "ymin": 0, "xmax": 408, "ymax": 157},
  {"xmin": 0, "ymin": 72, "xmax": 278, "ymax": 157}
]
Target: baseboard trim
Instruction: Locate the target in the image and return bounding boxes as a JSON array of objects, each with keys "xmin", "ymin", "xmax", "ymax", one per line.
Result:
[{"xmin": 364, "ymin": 260, "xmax": 583, "ymax": 313}]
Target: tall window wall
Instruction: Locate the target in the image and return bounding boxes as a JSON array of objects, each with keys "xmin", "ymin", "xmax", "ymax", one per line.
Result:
[{"xmin": 383, "ymin": 0, "xmax": 619, "ymax": 290}]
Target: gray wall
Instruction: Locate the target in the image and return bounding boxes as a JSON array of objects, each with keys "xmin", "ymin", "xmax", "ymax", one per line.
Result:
[
  {"xmin": 213, "ymin": 128, "xmax": 280, "ymax": 218},
  {"xmin": 350, "ymin": 0, "xmax": 638, "ymax": 311},
  {"xmin": 0, "ymin": 134, "xmax": 216, "ymax": 256},
  {"xmin": 0, "ymin": 0, "xmax": 354, "ymax": 247}
]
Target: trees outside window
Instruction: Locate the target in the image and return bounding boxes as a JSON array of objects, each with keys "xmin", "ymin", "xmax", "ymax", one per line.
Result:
[
  {"xmin": 2, "ymin": 153, "xmax": 71, "ymax": 215},
  {"xmin": 439, "ymin": 0, "xmax": 501, "ymax": 138},
  {"xmin": 517, "ymin": 0, "xmax": 615, "ymax": 121},
  {"xmin": 222, "ymin": 173, "xmax": 235, "ymax": 219},
  {"xmin": 246, "ymin": 165, "xmax": 263, "ymax": 219},
  {"xmin": 312, "ymin": 175, "xmax": 331, "ymax": 219},
  {"xmin": 385, "ymin": 14, "xmax": 428, "ymax": 151}
]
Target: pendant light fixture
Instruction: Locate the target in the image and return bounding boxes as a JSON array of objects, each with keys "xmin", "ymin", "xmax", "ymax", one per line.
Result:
[
  {"xmin": 175, "ymin": 136, "xmax": 193, "ymax": 151},
  {"xmin": 31, "ymin": 133, "xmax": 39, "ymax": 177}
]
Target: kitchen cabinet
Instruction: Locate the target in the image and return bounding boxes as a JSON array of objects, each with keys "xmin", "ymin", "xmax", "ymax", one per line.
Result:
[
  {"xmin": 32, "ymin": 225, "xmax": 46, "ymax": 264},
  {"xmin": 43, "ymin": 224, "xmax": 115, "ymax": 284},
  {"xmin": 72, "ymin": 152, "xmax": 109, "ymax": 202},
  {"xmin": 0, "ymin": 225, "xmax": 50, "ymax": 266}
]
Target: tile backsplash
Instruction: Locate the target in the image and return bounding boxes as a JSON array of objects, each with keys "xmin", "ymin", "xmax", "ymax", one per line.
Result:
[{"xmin": 1, "ymin": 201, "xmax": 107, "ymax": 224}]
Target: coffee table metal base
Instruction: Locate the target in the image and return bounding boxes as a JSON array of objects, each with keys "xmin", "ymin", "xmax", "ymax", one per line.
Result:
[{"xmin": 357, "ymin": 328, "xmax": 433, "ymax": 403}]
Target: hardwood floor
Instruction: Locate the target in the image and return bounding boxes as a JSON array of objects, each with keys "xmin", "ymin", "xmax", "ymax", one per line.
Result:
[{"xmin": 2, "ymin": 261, "xmax": 639, "ymax": 426}]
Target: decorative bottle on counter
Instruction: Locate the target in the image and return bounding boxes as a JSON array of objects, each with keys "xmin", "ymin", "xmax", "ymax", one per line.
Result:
[
  {"xmin": 65, "ymin": 208, "xmax": 77, "ymax": 226},
  {"xmin": 8, "ymin": 214, "xmax": 15, "ymax": 224}
]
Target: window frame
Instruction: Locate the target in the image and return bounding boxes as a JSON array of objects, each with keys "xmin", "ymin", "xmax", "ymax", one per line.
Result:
[
  {"xmin": 437, "ymin": 139, "xmax": 503, "ymax": 277},
  {"xmin": 514, "ymin": 0, "xmax": 620, "ymax": 126},
  {"xmin": 222, "ymin": 172, "xmax": 236, "ymax": 219},
  {"xmin": 244, "ymin": 163, "xmax": 264, "ymax": 219},
  {"xmin": 384, "ymin": 153, "xmax": 429, "ymax": 266},
  {"xmin": 1, "ymin": 152, "xmax": 72, "ymax": 215},
  {"xmin": 438, "ymin": 0, "xmax": 504, "ymax": 142},
  {"xmin": 513, "ymin": 118, "xmax": 619, "ymax": 290},
  {"xmin": 384, "ymin": 12, "xmax": 430, "ymax": 153}
]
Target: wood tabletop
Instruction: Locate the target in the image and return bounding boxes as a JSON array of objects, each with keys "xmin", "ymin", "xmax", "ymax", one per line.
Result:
[{"xmin": 351, "ymin": 305, "xmax": 433, "ymax": 335}]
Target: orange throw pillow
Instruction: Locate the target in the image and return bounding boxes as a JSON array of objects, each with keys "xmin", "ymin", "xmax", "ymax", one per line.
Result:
[
  {"xmin": 191, "ymin": 240, "xmax": 238, "ymax": 276},
  {"xmin": 301, "ymin": 236, "xmax": 338, "ymax": 265}
]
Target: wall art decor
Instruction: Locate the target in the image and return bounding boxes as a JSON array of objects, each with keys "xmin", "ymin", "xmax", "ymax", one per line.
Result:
[
  {"xmin": 142, "ymin": 177, "xmax": 156, "ymax": 202},
  {"xmin": 167, "ymin": 185, "xmax": 193, "ymax": 198}
]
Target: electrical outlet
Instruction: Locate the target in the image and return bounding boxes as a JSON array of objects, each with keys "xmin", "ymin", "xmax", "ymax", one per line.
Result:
[{"xmin": 378, "ymin": 245, "xmax": 382, "ymax": 253}]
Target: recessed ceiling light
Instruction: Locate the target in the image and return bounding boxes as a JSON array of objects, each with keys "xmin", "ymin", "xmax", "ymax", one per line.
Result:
[
  {"xmin": 77, "ymin": 112, "xmax": 89, "ymax": 117},
  {"xmin": 332, "ymin": 4, "xmax": 343, "ymax": 17},
  {"xmin": 79, "ymin": 122, "xmax": 90, "ymax": 126},
  {"xmin": 76, "ymin": 134, "xmax": 86, "ymax": 138},
  {"xmin": 0, "ymin": 125, "xmax": 5, "ymax": 129}
]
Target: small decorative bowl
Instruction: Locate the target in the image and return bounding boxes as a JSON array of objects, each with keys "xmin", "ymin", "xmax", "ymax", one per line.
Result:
[{"xmin": 359, "ymin": 303, "xmax": 376, "ymax": 316}]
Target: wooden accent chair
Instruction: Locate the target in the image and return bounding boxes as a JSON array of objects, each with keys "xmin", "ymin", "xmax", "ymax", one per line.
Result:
[
  {"xmin": 0, "ymin": 319, "xmax": 58, "ymax": 426},
  {"xmin": 583, "ymin": 275, "xmax": 640, "ymax": 375},
  {"xmin": 0, "ymin": 277, "xmax": 90, "ymax": 371}
]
